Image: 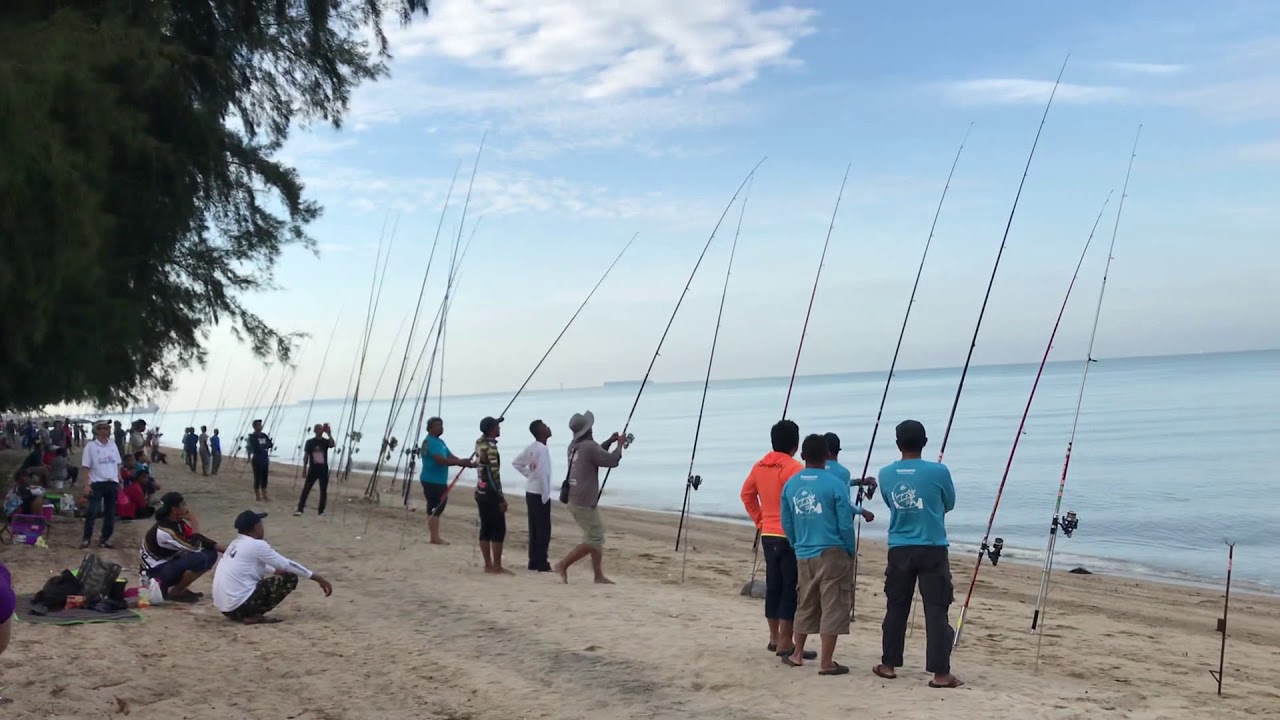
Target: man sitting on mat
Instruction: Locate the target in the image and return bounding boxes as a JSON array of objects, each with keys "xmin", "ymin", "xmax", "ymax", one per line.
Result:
[
  {"xmin": 140, "ymin": 492, "xmax": 224, "ymax": 603},
  {"xmin": 212, "ymin": 511, "xmax": 333, "ymax": 625}
]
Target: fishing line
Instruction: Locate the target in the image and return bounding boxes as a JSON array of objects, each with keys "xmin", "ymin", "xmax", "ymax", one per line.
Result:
[
  {"xmin": 209, "ymin": 359, "xmax": 234, "ymax": 431},
  {"xmin": 936, "ymin": 56, "xmax": 1070, "ymax": 463},
  {"xmin": 429, "ymin": 230, "xmax": 642, "ymax": 513},
  {"xmin": 675, "ymin": 177, "xmax": 753, "ymax": 577},
  {"xmin": 596, "ymin": 159, "xmax": 766, "ymax": 502},
  {"xmin": 748, "ymin": 164, "xmax": 849, "ymax": 587},
  {"xmin": 848, "ymin": 124, "xmax": 973, "ymax": 622},
  {"xmin": 1032, "ymin": 126, "xmax": 1141, "ymax": 659},
  {"xmin": 952, "ymin": 188, "xmax": 1114, "ymax": 648},
  {"xmin": 187, "ymin": 361, "xmax": 214, "ymax": 429}
]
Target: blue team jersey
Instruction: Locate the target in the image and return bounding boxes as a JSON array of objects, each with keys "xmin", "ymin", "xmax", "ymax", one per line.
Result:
[
  {"xmin": 780, "ymin": 467, "xmax": 858, "ymax": 559},
  {"xmin": 879, "ymin": 459, "xmax": 956, "ymax": 547}
]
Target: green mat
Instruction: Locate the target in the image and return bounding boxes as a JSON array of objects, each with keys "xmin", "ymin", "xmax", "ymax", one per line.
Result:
[{"xmin": 13, "ymin": 595, "xmax": 141, "ymax": 625}]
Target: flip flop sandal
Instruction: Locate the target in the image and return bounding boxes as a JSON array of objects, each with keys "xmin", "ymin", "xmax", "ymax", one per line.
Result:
[
  {"xmin": 766, "ymin": 643, "xmax": 777, "ymax": 653},
  {"xmin": 776, "ymin": 648, "xmax": 818, "ymax": 660},
  {"xmin": 780, "ymin": 656, "xmax": 803, "ymax": 667},
  {"xmin": 872, "ymin": 665, "xmax": 897, "ymax": 680},
  {"xmin": 819, "ymin": 663, "xmax": 850, "ymax": 676},
  {"xmin": 929, "ymin": 678, "xmax": 965, "ymax": 689}
]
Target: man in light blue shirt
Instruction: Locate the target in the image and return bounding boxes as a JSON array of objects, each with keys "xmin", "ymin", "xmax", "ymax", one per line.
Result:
[
  {"xmin": 873, "ymin": 419, "xmax": 962, "ymax": 689},
  {"xmin": 419, "ymin": 416, "xmax": 476, "ymax": 545},
  {"xmin": 779, "ymin": 434, "xmax": 874, "ymax": 675}
]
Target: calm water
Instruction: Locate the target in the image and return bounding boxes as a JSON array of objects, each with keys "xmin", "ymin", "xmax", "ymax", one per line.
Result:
[{"xmin": 151, "ymin": 350, "xmax": 1280, "ymax": 591}]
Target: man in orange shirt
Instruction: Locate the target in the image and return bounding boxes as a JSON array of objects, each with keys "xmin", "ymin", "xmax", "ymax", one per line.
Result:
[{"xmin": 740, "ymin": 419, "xmax": 814, "ymax": 661}]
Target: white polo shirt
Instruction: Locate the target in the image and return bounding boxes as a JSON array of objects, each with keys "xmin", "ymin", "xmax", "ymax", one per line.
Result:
[
  {"xmin": 212, "ymin": 535, "xmax": 313, "ymax": 613},
  {"xmin": 81, "ymin": 438, "xmax": 122, "ymax": 484}
]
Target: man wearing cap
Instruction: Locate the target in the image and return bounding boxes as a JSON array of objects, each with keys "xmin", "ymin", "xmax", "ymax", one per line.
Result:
[
  {"xmin": 420, "ymin": 416, "xmax": 476, "ymax": 545},
  {"xmin": 295, "ymin": 423, "xmax": 336, "ymax": 516},
  {"xmin": 555, "ymin": 411, "xmax": 624, "ymax": 585},
  {"xmin": 140, "ymin": 492, "xmax": 224, "ymax": 603},
  {"xmin": 474, "ymin": 416, "xmax": 510, "ymax": 574},
  {"xmin": 212, "ymin": 511, "xmax": 333, "ymax": 625},
  {"xmin": 872, "ymin": 420, "xmax": 962, "ymax": 689},
  {"xmin": 81, "ymin": 420, "xmax": 124, "ymax": 549},
  {"xmin": 512, "ymin": 419, "xmax": 554, "ymax": 572}
]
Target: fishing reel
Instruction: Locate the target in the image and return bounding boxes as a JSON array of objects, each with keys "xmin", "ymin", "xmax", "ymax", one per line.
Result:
[
  {"xmin": 983, "ymin": 537, "xmax": 1005, "ymax": 566},
  {"xmin": 687, "ymin": 474, "xmax": 702, "ymax": 491},
  {"xmin": 622, "ymin": 432, "xmax": 635, "ymax": 449},
  {"xmin": 1060, "ymin": 511, "xmax": 1079, "ymax": 538}
]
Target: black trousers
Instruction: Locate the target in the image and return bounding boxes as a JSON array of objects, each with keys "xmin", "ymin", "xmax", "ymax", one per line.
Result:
[
  {"xmin": 186, "ymin": 451, "xmax": 197, "ymax": 472},
  {"xmin": 477, "ymin": 499, "xmax": 506, "ymax": 543},
  {"xmin": 762, "ymin": 535, "xmax": 798, "ymax": 622},
  {"xmin": 881, "ymin": 545, "xmax": 955, "ymax": 675},
  {"xmin": 297, "ymin": 465, "xmax": 330, "ymax": 514},
  {"xmin": 525, "ymin": 493, "xmax": 552, "ymax": 570},
  {"xmin": 252, "ymin": 463, "xmax": 269, "ymax": 491}
]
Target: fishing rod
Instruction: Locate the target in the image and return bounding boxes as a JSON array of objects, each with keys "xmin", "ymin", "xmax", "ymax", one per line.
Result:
[
  {"xmin": 429, "ymin": 229, "xmax": 643, "ymax": 513},
  {"xmin": 231, "ymin": 363, "xmax": 276, "ymax": 458},
  {"xmin": 337, "ymin": 217, "xmax": 398, "ymax": 489},
  {"xmin": 187, "ymin": 362, "xmax": 213, "ymax": 429},
  {"xmin": 209, "ymin": 359, "xmax": 234, "ymax": 430},
  {"xmin": 937, "ymin": 55, "xmax": 1069, "ymax": 463},
  {"xmin": 1032, "ymin": 127, "xmax": 1141, "ymax": 655},
  {"xmin": 1210, "ymin": 540, "xmax": 1236, "ymax": 695},
  {"xmin": 596, "ymin": 159, "xmax": 766, "ymax": 502},
  {"xmin": 290, "ymin": 311, "xmax": 346, "ymax": 491},
  {"xmin": 848, "ymin": 125, "xmax": 973, "ymax": 622},
  {"xmin": 391, "ymin": 219, "xmax": 481, "ymax": 500},
  {"xmin": 675, "ymin": 178, "xmax": 752, "ymax": 570},
  {"xmin": 952, "ymin": 189, "xmax": 1114, "ymax": 648},
  {"xmin": 747, "ymin": 164, "xmax": 849, "ymax": 588}
]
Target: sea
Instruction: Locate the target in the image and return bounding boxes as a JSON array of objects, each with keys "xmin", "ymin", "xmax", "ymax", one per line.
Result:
[{"xmin": 147, "ymin": 350, "xmax": 1280, "ymax": 592}]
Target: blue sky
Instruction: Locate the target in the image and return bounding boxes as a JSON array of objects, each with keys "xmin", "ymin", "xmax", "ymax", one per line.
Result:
[{"xmin": 170, "ymin": 0, "xmax": 1279, "ymax": 412}]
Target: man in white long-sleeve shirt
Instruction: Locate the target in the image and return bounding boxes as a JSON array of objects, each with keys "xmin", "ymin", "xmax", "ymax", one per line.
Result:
[
  {"xmin": 212, "ymin": 511, "xmax": 333, "ymax": 625},
  {"xmin": 512, "ymin": 420, "xmax": 554, "ymax": 572}
]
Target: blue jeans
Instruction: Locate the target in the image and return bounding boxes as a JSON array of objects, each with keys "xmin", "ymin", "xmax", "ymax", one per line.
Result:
[
  {"xmin": 152, "ymin": 547, "xmax": 219, "ymax": 590},
  {"xmin": 82, "ymin": 482, "xmax": 117, "ymax": 543}
]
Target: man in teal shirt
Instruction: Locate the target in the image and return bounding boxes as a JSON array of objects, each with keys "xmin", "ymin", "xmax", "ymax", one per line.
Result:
[
  {"xmin": 872, "ymin": 419, "xmax": 962, "ymax": 689},
  {"xmin": 780, "ymin": 434, "xmax": 874, "ymax": 675},
  {"xmin": 419, "ymin": 416, "xmax": 475, "ymax": 545}
]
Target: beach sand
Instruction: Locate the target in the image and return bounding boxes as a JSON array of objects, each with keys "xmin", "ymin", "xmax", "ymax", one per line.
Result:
[{"xmin": 1, "ymin": 448, "xmax": 1277, "ymax": 719}]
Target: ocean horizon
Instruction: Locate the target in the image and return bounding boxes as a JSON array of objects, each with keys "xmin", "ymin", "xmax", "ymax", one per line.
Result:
[{"xmin": 149, "ymin": 348, "xmax": 1280, "ymax": 593}]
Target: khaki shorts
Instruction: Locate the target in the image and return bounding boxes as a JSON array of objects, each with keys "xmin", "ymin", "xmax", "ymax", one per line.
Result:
[
  {"xmin": 568, "ymin": 505, "xmax": 605, "ymax": 548},
  {"xmin": 794, "ymin": 547, "xmax": 853, "ymax": 636}
]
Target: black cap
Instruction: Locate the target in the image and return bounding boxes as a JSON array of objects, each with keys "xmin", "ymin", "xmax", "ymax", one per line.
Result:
[
  {"xmin": 479, "ymin": 416, "xmax": 502, "ymax": 434},
  {"xmin": 823, "ymin": 432, "xmax": 841, "ymax": 454},
  {"xmin": 234, "ymin": 510, "xmax": 269, "ymax": 533},
  {"xmin": 895, "ymin": 420, "xmax": 927, "ymax": 445},
  {"xmin": 159, "ymin": 491, "xmax": 184, "ymax": 509}
]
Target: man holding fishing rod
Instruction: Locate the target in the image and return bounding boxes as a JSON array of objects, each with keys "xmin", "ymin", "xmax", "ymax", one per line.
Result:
[
  {"xmin": 555, "ymin": 411, "xmax": 625, "ymax": 585},
  {"xmin": 419, "ymin": 416, "xmax": 477, "ymax": 545}
]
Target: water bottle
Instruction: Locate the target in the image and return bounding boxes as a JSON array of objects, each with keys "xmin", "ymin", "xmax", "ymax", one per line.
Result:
[{"xmin": 137, "ymin": 570, "xmax": 150, "ymax": 609}]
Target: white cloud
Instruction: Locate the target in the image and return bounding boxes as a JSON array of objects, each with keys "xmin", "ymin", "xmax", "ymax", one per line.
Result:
[
  {"xmin": 1169, "ymin": 77, "xmax": 1280, "ymax": 121},
  {"xmin": 1101, "ymin": 61, "xmax": 1188, "ymax": 75},
  {"xmin": 941, "ymin": 78, "xmax": 1128, "ymax": 105},
  {"xmin": 388, "ymin": 0, "xmax": 816, "ymax": 97}
]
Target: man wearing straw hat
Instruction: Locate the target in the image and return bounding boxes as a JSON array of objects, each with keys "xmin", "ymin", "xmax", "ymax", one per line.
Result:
[{"xmin": 554, "ymin": 411, "xmax": 624, "ymax": 585}]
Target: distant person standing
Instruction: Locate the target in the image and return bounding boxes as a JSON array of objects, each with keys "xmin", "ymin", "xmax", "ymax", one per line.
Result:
[
  {"xmin": 210, "ymin": 429, "xmax": 222, "ymax": 475},
  {"xmin": 81, "ymin": 420, "xmax": 124, "ymax": 549},
  {"xmin": 113, "ymin": 420, "xmax": 127, "ymax": 457},
  {"xmin": 183, "ymin": 428, "xmax": 198, "ymax": 472},
  {"xmin": 129, "ymin": 419, "xmax": 148, "ymax": 458},
  {"xmin": 740, "ymin": 420, "xmax": 811, "ymax": 660},
  {"xmin": 295, "ymin": 424, "xmax": 336, "ymax": 516},
  {"xmin": 419, "ymin": 417, "xmax": 476, "ymax": 545},
  {"xmin": 474, "ymin": 417, "xmax": 509, "ymax": 574},
  {"xmin": 198, "ymin": 426, "xmax": 211, "ymax": 475},
  {"xmin": 872, "ymin": 420, "xmax": 962, "ymax": 689},
  {"xmin": 555, "ymin": 411, "xmax": 624, "ymax": 585},
  {"xmin": 247, "ymin": 420, "xmax": 274, "ymax": 502},
  {"xmin": 512, "ymin": 419, "xmax": 553, "ymax": 572},
  {"xmin": 779, "ymin": 434, "xmax": 873, "ymax": 675}
]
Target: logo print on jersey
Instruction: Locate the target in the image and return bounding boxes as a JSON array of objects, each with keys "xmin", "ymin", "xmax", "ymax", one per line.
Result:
[
  {"xmin": 891, "ymin": 483, "xmax": 924, "ymax": 511},
  {"xmin": 791, "ymin": 488, "xmax": 823, "ymax": 516}
]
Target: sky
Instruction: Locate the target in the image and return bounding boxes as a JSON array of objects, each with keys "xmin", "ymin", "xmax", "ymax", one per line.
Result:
[{"xmin": 163, "ymin": 0, "xmax": 1280, "ymax": 413}]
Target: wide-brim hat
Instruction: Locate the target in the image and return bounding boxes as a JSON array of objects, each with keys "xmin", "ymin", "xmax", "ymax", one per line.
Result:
[{"xmin": 569, "ymin": 411, "xmax": 595, "ymax": 442}]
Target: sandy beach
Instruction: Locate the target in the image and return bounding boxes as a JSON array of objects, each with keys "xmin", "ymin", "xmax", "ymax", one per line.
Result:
[{"xmin": 1, "ymin": 448, "xmax": 1277, "ymax": 719}]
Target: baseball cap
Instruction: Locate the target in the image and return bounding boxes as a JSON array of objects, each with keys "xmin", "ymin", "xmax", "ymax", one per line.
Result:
[
  {"xmin": 895, "ymin": 420, "xmax": 927, "ymax": 446},
  {"xmin": 823, "ymin": 432, "xmax": 841, "ymax": 454},
  {"xmin": 234, "ymin": 510, "xmax": 269, "ymax": 533},
  {"xmin": 479, "ymin": 416, "xmax": 503, "ymax": 434}
]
